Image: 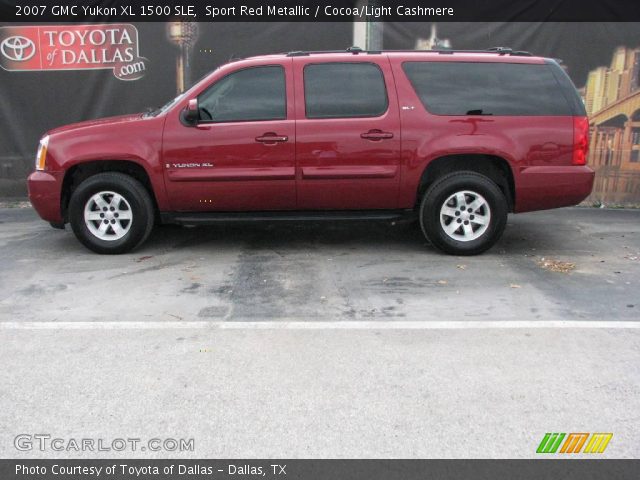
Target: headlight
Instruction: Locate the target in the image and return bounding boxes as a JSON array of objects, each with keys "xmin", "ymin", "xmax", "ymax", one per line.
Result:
[{"xmin": 35, "ymin": 135, "xmax": 49, "ymax": 171}]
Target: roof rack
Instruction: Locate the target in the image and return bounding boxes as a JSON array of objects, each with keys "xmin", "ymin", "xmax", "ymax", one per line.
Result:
[{"xmin": 286, "ymin": 46, "xmax": 533, "ymax": 57}]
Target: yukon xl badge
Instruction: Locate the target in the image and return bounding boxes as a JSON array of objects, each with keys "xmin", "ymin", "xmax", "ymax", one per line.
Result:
[{"xmin": 166, "ymin": 163, "xmax": 214, "ymax": 168}]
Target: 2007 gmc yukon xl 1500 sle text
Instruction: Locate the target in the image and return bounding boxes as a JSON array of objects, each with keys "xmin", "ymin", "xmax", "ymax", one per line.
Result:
[{"xmin": 28, "ymin": 47, "xmax": 594, "ymax": 255}]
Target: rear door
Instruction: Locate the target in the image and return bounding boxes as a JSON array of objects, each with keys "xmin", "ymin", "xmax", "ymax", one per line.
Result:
[{"xmin": 293, "ymin": 56, "xmax": 401, "ymax": 210}]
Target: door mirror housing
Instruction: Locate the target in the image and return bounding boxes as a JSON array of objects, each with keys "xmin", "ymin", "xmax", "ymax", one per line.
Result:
[{"xmin": 181, "ymin": 98, "xmax": 199, "ymax": 126}]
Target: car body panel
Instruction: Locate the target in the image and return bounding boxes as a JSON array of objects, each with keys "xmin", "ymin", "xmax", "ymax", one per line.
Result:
[
  {"xmin": 292, "ymin": 55, "xmax": 402, "ymax": 210},
  {"xmin": 28, "ymin": 114, "xmax": 169, "ymax": 220},
  {"xmin": 160, "ymin": 58, "xmax": 297, "ymax": 212},
  {"xmin": 27, "ymin": 171, "xmax": 64, "ymax": 223}
]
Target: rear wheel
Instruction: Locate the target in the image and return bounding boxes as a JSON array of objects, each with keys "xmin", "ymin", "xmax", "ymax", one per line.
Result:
[
  {"xmin": 68, "ymin": 172, "xmax": 154, "ymax": 254},
  {"xmin": 419, "ymin": 171, "xmax": 508, "ymax": 255}
]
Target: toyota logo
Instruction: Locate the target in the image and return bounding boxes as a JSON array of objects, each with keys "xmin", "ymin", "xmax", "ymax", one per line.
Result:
[{"xmin": 1, "ymin": 36, "xmax": 36, "ymax": 62}]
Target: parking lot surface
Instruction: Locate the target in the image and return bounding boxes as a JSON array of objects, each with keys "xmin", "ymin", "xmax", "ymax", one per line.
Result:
[
  {"xmin": 1, "ymin": 207, "xmax": 639, "ymax": 457},
  {"xmin": 1, "ymin": 207, "xmax": 638, "ymax": 323}
]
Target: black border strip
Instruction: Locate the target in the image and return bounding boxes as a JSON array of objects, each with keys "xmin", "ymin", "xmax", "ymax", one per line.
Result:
[
  {"xmin": 1, "ymin": 0, "xmax": 640, "ymax": 22},
  {"xmin": 2, "ymin": 459, "xmax": 640, "ymax": 480}
]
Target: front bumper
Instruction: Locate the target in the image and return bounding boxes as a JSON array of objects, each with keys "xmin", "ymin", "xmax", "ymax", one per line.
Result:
[
  {"xmin": 27, "ymin": 171, "xmax": 64, "ymax": 223},
  {"xmin": 515, "ymin": 165, "xmax": 595, "ymax": 213}
]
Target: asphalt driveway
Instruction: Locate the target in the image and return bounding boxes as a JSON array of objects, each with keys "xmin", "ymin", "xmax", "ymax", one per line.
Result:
[{"xmin": 0, "ymin": 207, "xmax": 638, "ymax": 323}]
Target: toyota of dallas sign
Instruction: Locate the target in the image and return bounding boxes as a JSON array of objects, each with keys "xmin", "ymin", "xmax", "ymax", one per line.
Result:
[{"xmin": 0, "ymin": 24, "xmax": 148, "ymax": 80}]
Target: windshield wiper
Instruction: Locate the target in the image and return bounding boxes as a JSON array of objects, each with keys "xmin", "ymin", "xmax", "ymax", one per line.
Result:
[{"xmin": 143, "ymin": 107, "xmax": 161, "ymax": 118}]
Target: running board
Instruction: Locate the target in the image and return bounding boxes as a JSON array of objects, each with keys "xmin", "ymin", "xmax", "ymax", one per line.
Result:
[{"xmin": 161, "ymin": 209, "xmax": 416, "ymax": 226}]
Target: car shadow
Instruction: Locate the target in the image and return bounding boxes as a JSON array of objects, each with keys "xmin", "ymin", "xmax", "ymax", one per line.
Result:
[
  {"xmin": 35, "ymin": 213, "xmax": 577, "ymax": 258},
  {"xmin": 143, "ymin": 220, "xmax": 433, "ymax": 253}
]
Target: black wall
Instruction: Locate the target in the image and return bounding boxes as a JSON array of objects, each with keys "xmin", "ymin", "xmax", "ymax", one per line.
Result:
[{"xmin": 1, "ymin": 22, "xmax": 639, "ymax": 198}]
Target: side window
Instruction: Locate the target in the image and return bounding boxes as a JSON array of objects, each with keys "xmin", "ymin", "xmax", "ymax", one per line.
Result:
[
  {"xmin": 402, "ymin": 61, "xmax": 573, "ymax": 116},
  {"xmin": 304, "ymin": 62, "xmax": 388, "ymax": 119},
  {"xmin": 198, "ymin": 65, "xmax": 286, "ymax": 122}
]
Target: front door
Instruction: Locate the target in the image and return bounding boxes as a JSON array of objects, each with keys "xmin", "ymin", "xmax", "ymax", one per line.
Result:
[
  {"xmin": 162, "ymin": 62, "xmax": 296, "ymax": 212},
  {"xmin": 293, "ymin": 57, "xmax": 401, "ymax": 210}
]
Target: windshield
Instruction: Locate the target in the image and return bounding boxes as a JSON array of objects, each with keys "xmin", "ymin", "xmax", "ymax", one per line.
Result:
[{"xmin": 143, "ymin": 92, "xmax": 185, "ymax": 118}]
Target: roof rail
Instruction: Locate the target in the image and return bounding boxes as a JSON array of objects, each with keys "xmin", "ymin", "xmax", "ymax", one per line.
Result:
[
  {"xmin": 286, "ymin": 46, "xmax": 533, "ymax": 57},
  {"xmin": 486, "ymin": 46, "xmax": 512, "ymax": 54},
  {"xmin": 486, "ymin": 46, "xmax": 533, "ymax": 57},
  {"xmin": 286, "ymin": 47, "xmax": 380, "ymax": 57}
]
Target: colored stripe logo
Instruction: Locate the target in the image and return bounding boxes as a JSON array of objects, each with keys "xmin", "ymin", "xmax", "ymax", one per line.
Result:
[
  {"xmin": 537, "ymin": 433, "xmax": 612, "ymax": 454},
  {"xmin": 584, "ymin": 433, "xmax": 613, "ymax": 453}
]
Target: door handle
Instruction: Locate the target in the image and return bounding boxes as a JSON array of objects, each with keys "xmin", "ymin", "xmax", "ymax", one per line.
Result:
[
  {"xmin": 360, "ymin": 130, "xmax": 394, "ymax": 141},
  {"xmin": 255, "ymin": 133, "xmax": 288, "ymax": 144}
]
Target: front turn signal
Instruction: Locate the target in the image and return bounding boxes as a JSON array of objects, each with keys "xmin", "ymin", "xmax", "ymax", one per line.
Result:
[{"xmin": 35, "ymin": 135, "xmax": 49, "ymax": 171}]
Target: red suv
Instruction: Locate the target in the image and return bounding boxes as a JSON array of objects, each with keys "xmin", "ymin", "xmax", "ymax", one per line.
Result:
[{"xmin": 28, "ymin": 47, "xmax": 593, "ymax": 255}]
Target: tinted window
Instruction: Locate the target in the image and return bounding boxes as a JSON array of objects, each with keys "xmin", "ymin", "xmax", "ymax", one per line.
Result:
[
  {"xmin": 402, "ymin": 62, "xmax": 573, "ymax": 116},
  {"xmin": 304, "ymin": 63, "xmax": 388, "ymax": 118},
  {"xmin": 198, "ymin": 66, "xmax": 285, "ymax": 122}
]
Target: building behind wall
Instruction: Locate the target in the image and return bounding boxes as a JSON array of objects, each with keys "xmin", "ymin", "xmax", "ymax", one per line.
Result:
[{"xmin": 584, "ymin": 46, "xmax": 640, "ymax": 204}]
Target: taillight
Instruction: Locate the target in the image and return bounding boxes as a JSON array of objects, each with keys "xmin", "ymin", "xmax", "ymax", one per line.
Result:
[{"xmin": 572, "ymin": 116, "xmax": 589, "ymax": 166}]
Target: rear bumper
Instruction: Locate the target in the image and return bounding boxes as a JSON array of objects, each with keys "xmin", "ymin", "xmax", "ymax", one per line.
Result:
[
  {"xmin": 27, "ymin": 171, "xmax": 64, "ymax": 223},
  {"xmin": 515, "ymin": 166, "xmax": 595, "ymax": 213}
]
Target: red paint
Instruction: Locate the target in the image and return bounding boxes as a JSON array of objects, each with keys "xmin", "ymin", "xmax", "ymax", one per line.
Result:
[
  {"xmin": 292, "ymin": 55, "xmax": 402, "ymax": 209},
  {"xmin": 27, "ymin": 171, "xmax": 64, "ymax": 222},
  {"xmin": 28, "ymin": 50, "xmax": 594, "ymax": 224}
]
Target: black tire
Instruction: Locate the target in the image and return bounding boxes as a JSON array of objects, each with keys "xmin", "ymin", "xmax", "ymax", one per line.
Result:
[
  {"xmin": 419, "ymin": 171, "xmax": 508, "ymax": 255},
  {"xmin": 68, "ymin": 172, "xmax": 155, "ymax": 254}
]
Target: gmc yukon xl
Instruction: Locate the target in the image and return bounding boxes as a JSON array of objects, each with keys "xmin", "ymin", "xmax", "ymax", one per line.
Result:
[{"xmin": 28, "ymin": 47, "xmax": 594, "ymax": 255}]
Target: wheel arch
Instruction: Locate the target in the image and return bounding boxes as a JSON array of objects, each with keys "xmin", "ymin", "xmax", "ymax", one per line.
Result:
[
  {"xmin": 61, "ymin": 160, "xmax": 158, "ymax": 222},
  {"xmin": 416, "ymin": 154, "xmax": 515, "ymax": 212}
]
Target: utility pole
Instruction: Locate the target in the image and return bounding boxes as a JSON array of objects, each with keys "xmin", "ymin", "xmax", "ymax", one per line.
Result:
[{"xmin": 352, "ymin": 0, "xmax": 383, "ymax": 50}]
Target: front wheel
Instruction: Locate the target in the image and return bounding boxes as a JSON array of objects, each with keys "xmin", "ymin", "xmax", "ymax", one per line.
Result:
[
  {"xmin": 68, "ymin": 172, "xmax": 155, "ymax": 254},
  {"xmin": 419, "ymin": 172, "xmax": 508, "ymax": 255}
]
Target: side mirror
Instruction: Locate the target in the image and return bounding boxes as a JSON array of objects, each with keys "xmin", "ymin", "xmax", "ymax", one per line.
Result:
[{"xmin": 180, "ymin": 98, "xmax": 199, "ymax": 126}]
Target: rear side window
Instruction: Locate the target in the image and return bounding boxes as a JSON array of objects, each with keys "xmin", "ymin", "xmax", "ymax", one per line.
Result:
[
  {"xmin": 304, "ymin": 62, "xmax": 388, "ymax": 118},
  {"xmin": 198, "ymin": 65, "xmax": 286, "ymax": 122},
  {"xmin": 402, "ymin": 62, "xmax": 573, "ymax": 116}
]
